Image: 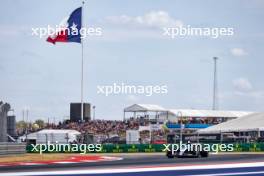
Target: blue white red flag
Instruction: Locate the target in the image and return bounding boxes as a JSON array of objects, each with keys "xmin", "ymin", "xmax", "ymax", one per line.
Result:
[{"xmin": 47, "ymin": 7, "xmax": 82, "ymax": 44}]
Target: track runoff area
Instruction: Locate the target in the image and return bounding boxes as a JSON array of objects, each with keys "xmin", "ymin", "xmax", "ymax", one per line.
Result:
[{"xmin": 1, "ymin": 153, "xmax": 264, "ymax": 176}]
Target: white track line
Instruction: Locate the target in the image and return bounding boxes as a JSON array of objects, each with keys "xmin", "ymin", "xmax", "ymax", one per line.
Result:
[
  {"xmin": 22, "ymin": 163, "xmax": 45, "ymax": 166},
  {"xmin": 1, "ymin": 161, "xmax": 264, "ymax": 176}
]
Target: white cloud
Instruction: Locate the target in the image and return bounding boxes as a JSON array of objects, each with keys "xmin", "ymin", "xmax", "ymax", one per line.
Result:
[
  {"xmin": 126, "ymin": 95, "xmax": 140, "ymax": 102},
  {"xmin": 232, "ymin": 78, "xmax": 264, "ymax": 100},
  {"xmin": 105, "ymin": 11, "xmax": 183, "ymax": 28},
  {"xmin": 234, "ymin": 90, "xmax": 264, "ymax": 99},
  {"xmin": 230, "ymin": 48, "xmax": 248, "ymax": 57},
  {"xmin": 233, "ymin": 78, "xmax": 253, "ymax": 92},
  {"xmin": 97, "ymin": 11, "xmax": 183, "ymax": 41},
  {"xmin": 0, "ymin": 25, "xmax": 30, "ymax": 39}
]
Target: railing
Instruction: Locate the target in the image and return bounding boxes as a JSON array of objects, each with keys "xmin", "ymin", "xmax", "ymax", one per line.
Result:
[
  {"xmin": 0, "ymin": 142, "xmax": 26, "ymax": 155},
  {"xmin": 166, "ymin": 123, "xmax": 212, "ymax": 129}
]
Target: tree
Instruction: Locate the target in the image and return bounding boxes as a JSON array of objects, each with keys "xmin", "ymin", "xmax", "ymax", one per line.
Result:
[
  {"xmin": 35, "ymin": 119, "xmax": 45, "ymax": 128},
  {"xmin": 16, "ymin": 120, "xmax": 27, "ymax": 129}
]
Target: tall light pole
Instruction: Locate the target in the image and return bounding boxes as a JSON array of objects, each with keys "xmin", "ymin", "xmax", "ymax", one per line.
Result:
[
  {"xmin": 178, "ymin": 111, "xmax": 183, "ymax": 143},
  {"xmin": 92, "ymin": 105, "xmax": 96, "ymax": 120},
  {"xmin": 22, "ymin": 110, "xmax": 25, "ymax": 122},
  {"xmin": 25, "ymin": 108, "xmax": 29, "ymax": 142},
  {"xmin": 80, "ymin": 0, "xmax": 85, "ymax": 121},
  {"xmin": 212, "ymin": 57, "xmax": 218, "ymax": 110}
]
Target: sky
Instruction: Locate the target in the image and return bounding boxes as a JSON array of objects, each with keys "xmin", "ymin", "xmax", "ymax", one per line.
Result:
[{"xmin": 0, "ymin": 0, "xmax": 264, "ymax": 122}]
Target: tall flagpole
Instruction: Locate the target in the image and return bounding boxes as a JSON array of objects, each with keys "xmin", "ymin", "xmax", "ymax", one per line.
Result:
[
  {"xmin": 212, "ymin": 57, "xmax": 218, "ymax": 110},
  {"xmin": 81, "ymin": 0, "xmax": 84, "ymax": 121}
]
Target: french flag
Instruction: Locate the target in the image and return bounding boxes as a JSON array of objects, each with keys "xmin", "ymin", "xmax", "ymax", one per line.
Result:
[{"xmin": 47, "ymin": 7, "xmax": 82, "ymax": 44}]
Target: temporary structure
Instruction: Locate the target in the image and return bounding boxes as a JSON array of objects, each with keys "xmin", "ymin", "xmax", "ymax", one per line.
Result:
[{"xmin": 199, "ymin": 112, "xmax": 264, "ymax": 134}]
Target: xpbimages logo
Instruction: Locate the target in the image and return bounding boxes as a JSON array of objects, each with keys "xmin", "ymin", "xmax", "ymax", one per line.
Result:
[
  {"xmin": 97, "ymin": 83, "xmax": 168, "ymax": 96},
  {"xmin": 163, "ymin": 25, "xmax": 234, "ymax": 39},
  {"xmin": 31, "ymin": 25, "xmax": 102, "ymax": 39},
  {"xmin": 163, "ymin": 142, "xmax": 234, "ymax": 154},
  {"xmin": 31, "ymin": 142, "xmax": 102, "ymax": 154}
]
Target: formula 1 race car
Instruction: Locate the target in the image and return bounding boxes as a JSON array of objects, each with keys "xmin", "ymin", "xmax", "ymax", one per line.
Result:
[
  {"xmin": 166, "ymin": 146, "xmax": 209, "ymax": 158},
  {"xmin": 166, "ymin": 133, "xmax": 209, "ymax": 158}
]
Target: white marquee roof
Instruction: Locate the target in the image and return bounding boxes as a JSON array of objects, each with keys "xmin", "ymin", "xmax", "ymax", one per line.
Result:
[
  {"xmin": 124, "ymin": 104, "xmax": 167, "ymax": 112},
  {"xmin": 37, "ymin": 129, "xmax": 81, "ymax": 135},
  {"xmin": 168, "ymin": 109, "xmax": 252, "ymax": 118},
  {"xmin": 199, "ymin": 112, "xmax": 264, "ymax": 133}
]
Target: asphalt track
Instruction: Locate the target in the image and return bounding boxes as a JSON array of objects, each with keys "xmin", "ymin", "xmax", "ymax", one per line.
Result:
[{"xmin": 1, "ymin": 153, "xmax": 264, "ymax": 175}]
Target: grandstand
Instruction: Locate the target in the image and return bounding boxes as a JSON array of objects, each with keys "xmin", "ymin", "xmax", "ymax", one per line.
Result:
[
  {"xmin": 123, "ymin": 104, "xmax": 252, "ymax": 128},
  {"xmin": 17, "ymin": 104, "xmax": 256, "ymax": 144}
]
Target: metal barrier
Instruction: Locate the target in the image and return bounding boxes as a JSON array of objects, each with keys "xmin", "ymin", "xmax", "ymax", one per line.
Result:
[{"xmin": 0, "ymin": 142, "xmax": 26, "ymax": 155}]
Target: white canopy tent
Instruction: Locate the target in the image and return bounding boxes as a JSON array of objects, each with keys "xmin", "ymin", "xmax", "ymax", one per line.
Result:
[
  {"xmin": 124, "ymin": 104, "xmax": 167, "ymax": 112},
  {"xmin": 198, "ymin": 112, "xmax": 264, "ymax": 134},
  {"xmin": 168, "ymin": 109, "xmax": 251, "ymax": 118},
  {"xmin": 19, "ymin": 129, "xmax": 81, "ymax": 144},
  {"xmin": 123, "ymin": 104, "xmax": 168, "ymax": 121},
  {"xmin": 159, "ymin": 109, "xmax": 252, "ymax": 121},
  {"xmin": 36, "ymin": 129, "xmax": 81, "ymax": 144},
  {"xmin": 19, "ymin": 132, "xmax": 38, "ymax": 142}
]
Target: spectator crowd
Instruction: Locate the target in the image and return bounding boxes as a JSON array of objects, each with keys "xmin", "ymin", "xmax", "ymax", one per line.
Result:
[{"xmin": 55, "ymin": 119, "xmax": 139, "ymax": 136}]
